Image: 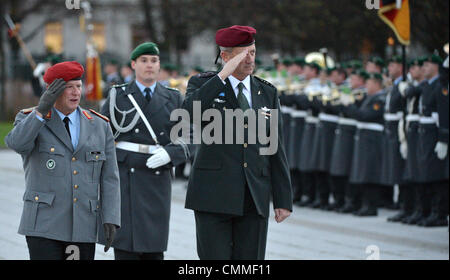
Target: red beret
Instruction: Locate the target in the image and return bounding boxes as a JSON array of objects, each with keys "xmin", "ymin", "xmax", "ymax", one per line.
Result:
[
  {"xmin": 43, "ymin": 61, "xmax": 84, "ymax": 85},
  {"xmin": 215, "ymin": 25, "xmax": 257, "ymax": 48}
]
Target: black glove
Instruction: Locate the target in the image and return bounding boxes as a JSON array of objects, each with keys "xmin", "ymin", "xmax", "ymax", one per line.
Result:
[
  {"xmin": 103, "ymin": 223, "xmax": 117, "ymax": 252},
  {"xmin": 36, "ymin": 78, "xmax": 66, "ymax": 115}
]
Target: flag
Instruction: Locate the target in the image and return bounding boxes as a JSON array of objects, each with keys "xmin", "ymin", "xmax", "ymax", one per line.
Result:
[
  {"xmin": 378, "ymin": 0, "xmax": 410, "ymax": 45},
  {"xmin": 85, "ymin": 43, "xmax": 102, "ymax": 101}
]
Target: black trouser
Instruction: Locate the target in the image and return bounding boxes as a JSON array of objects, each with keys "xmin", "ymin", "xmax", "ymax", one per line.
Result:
[
  {"xmin": 429, "ymin": 181, "xmax": 449, "ymax": 218},
  {"xmin": 361, "ymin": 184, "xmax": 380, "ymax": 210},
  {"xmin": 194, "ymin": 186, "xmax": 268, "ymax": 260},
  {"xmin": 291, "ymin": 169, "xmax": 303, "ymax": 202},
  {"xmin": 114, "ymin": 249, "xmax": 164, "ymax": 260},
  {"xmin": 330, "ymin": 176, "xmax": 347, "ymax": 207},
  {"xmin": 302, "ymin": 172, "xmax": 316, "ymax": 202},
  {"xmin": 26, "ymin": 236, "xmax": 95, "ymax": 260},
  {"xmin": 347, "ymin": 183, "xmax": 362, "ymax": 209},
  {"xmin": 315, "ymin": 171, "xmax": 330, "ymax": 205}
]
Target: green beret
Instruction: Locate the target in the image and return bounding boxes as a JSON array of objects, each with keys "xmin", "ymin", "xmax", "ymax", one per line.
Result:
[
  {"xmin": 327, "ymin": 67, "xmax": 337, "ymax": 75},
  {"xmin": 367, "ymin": 72, "xmax": 383, "ymax": 82},
  {"xmin": 162, "ymin": 63, "xmax": 177, "ymax": 71},
  {"xmin": 352, "ymin": 69, "xmax": 369, "ymax": 80},
  {"xmin": 369, "ymin": 56, "xmax": 385, "ymax": 67},
  {"xmin": 193, "ymin": 66, "xmax": 204, "ymax": 73},
  {"xmin": 282, "ymin": 58, "xmax": 293, "ymax": 66},
  {"xmin": 408, "ymin": 58, "xmax": 423, "ymax": 67},
  {"xmin": 424, "ymin": 54, "xmax": 443, "ymax": 65},
  {"xmin": 293, "ymin": 57, "xmax": 306, "ymax": 66},
  {"xmin": 388, "ymin": 55, "xmax": 403, "ymax": 64},
  {"xmin": 350, "ymin": 60, "xmax": 363, "ymax": 69},
  {"xmin": 130, "ymin": 42, "xmax": 160, "ymax": 61},
  {"xmin": 46, "ymin": 54, "xmax": 63, "ymax": 65}
]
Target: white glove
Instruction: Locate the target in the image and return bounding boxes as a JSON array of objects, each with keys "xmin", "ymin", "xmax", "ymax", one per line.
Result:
[
  {"xmin": 146, "ymin": 148, "xmax": 171, "ymax": 169},
  {"xmin": 400, "ymin": 141, "xmax": 408, "ymax": 160},
  {"xmin": 434, "ymin": 142, "xmax": 448, "ymax": 160},
  {"xmin": 398, "ymin": 81, "xmax": 409, "ymax": 97}
]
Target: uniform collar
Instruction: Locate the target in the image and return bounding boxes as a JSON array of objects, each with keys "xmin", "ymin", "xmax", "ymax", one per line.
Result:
[
  {"xmin": 428, "ymin": 75, "xmax": 439, "ymax": 85},
  {"xmin": 393, "ymin": 76, "xmax": 403, "ymax": 86},
  {"xmin": 135, "ymin": 79, "xmax": 157, "ymax": 96},
  {"xmin": 54, "ymin": 107, "xmax": 80, "ymax": 124},
  {"xmin": 228, "ymin": 75, "xmax": 251, "ymax": 92}
]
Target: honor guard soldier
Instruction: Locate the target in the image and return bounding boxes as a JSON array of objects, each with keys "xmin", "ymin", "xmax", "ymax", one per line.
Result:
[
  {"xmin": 414, "ymin": 54, "xmax": 448, "ymax": 227},
  {"xmin": 342, "ymin": 73, "xmax": 386, "ymax": 216},
  {"xmin": 99, "ymin": 42, "xmax": 193, "ymax": 259},
  {"xmin": 5, "ymin": 61, "xmax": 121, "ymax": 260},
  {"xmin": 183, "ymin": 25, "xmax": 292, "ymax": 260},
  {"xmin": 381, "ymin": 55, "xmax": 407, "ymax": 210},
  {"xmin": 330, "ymin": 70, "xmax": 368, "ymax": 213},
  {"xmin": 396, "ymin": 57, "xmax": 427, "ymax": 224}
]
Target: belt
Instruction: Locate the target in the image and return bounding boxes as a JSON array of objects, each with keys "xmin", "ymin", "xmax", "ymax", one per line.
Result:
[
  {"xmin": 338, "ymin": 118, "xmax": 357, "ymax": 126},
  {"xmin": 419, "ymin": 112, "xmax": 439, "ymax": 125},
  {"xmin": 116, "ymin": 141, "xmax": 160, "ymax": 154},
  {"xmin": 280, "ymin": 106, "xmax": 294, "ymax": 114},
  {"xmin": 290, "ymin": 109, "xmax": 307, "ymax": 118},
  {"xmin": 305, "ymin": 116, "xmax": 319, "ymax": 124},
  {"xmin": 356, "ymin": 122, "xmax": 384, "ymax": 132},
  {"xmin": 384, "ymin": 112, "xmax": 403, "ymax": 122},
  {"xmin": 406, "ymin": 114, "xmax": 420, "ymax": 122},
  {"xmin": 319, "ymin": 113, "xmax": 339, "ymax": 123}
]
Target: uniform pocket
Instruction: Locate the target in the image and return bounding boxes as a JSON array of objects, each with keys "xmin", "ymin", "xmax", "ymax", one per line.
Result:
[
  {"xmin": 39, "ymin": 143, "xmax": 65, "ymax": 177},
  {"xmin": 86, "ymin": 151, "xmax": 106, "ymax": 183},
  {"xmin": 22, "ymin": 190, "xmax": 55, "ymax": 232}
]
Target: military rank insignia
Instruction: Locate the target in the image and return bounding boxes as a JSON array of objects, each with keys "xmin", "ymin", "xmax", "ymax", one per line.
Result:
[
  {"xmin": 373, "ymin": 103, "xmax": 380, "ymax": 111},
  {"xmin": 443, "ymin": 88, "xmax": 448, "ymax": 96}
]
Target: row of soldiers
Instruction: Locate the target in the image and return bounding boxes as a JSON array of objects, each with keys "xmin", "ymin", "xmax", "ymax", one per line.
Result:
[{"xmin": 272, "ymin": 52, "xmax": 449, "ymax": 227}]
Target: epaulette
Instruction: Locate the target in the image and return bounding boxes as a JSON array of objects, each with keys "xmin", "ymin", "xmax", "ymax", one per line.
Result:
[
  {"xmin": 88, "ymin": 109, "xmax": 110, "ymax": 122},
  {"xmin": 165, "ymin": 86, "xmax": 179, "ymax": 92},
  {"xmin": 197, "ymin": 71, "xmax": 217, "ymax": 78},
  {"xmin": 112, "ymin": 83, "xmax": 129, "ymax": 88},
  {"xmin": 254, "ymin": 76, "xmax": 276, "ymax": 89},
  {"xmin": 20, "ymin": 107, "xmax": 35, "ymax": 114}
]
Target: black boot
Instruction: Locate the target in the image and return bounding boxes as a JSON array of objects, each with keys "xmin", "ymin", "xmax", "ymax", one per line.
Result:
[
  {"xmin": 388, "ymin": 185, "xmax": 414, "ymax": 222},
  {"xmin": 354, "ymin": 185, "xmax": 378, "ymax": 217},
  {"xmin": 419, "ymin": 182, "xmax": 449, "ymax": 227}
]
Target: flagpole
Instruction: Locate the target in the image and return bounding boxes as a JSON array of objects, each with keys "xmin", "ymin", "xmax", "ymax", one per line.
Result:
[{"xmin": 401, "ymin": 45, "xmax": 407, "ymax": 81}]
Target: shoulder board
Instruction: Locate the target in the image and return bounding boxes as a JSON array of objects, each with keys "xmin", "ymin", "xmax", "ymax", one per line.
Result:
[
  {"xmin": 254, "ymin": 76, "xmax": 276, "ymax": 89},
  {"xmin": 88, "ymin": 109, "xmax": 110, "ymax": 122},
  {"xmin": 112, "ymin": 83, "xmax": 129, "ymax": 88},
  {"xmin": 20, "ymin": 107, "xmax": 36, "ymax": 114},
  {"xmin": 197, "ymin": 71, "xmax": 217, "ymax": 78},
  {"xmin": 165, "ymin": 86, "xmax": 179, "ymax": 92}
]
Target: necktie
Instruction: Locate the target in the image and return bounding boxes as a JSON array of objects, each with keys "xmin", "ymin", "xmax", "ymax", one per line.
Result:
[
  {"xmin": 144, "ymin": 88, "xmax": 152, "ymax": 103},
  {"xmin": 237, "ymin": 82, "xmax": 250, "ymax": 111},
  {"xmin": 63, "ymin": 117, "xmax": 71, "ymax": 139}
]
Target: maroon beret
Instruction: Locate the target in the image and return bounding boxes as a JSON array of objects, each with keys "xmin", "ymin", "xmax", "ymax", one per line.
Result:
[
  {"xmin": 43, "ymin": 61, "xmax": 84, "ymax": 85},
  {"xmin": 215, "ymin": 25, "xmax": 257, "ymax": 48}
]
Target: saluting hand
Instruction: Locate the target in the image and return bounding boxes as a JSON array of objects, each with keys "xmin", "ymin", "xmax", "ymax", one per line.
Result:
[
  {"xmin": 36, "ymin": 78, "xmax": 66, "ymax": 116},
  {"xmin": 274, "ymin": 208, "xmax": 291, "ymax": 223},
  {"xmin": 218, "ymin": 49, "xmax": 249, "ymax": 81}
]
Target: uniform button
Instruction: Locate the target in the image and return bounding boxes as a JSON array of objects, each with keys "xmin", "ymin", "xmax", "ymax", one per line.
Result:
[
  {"xmin": 73, "ymin": 198, "xmax": 77, "ymax": 203},
  {"xmin": 73, "ymin": 170, "xmax": 78, "ymax": 175},
  {"xmin": 244, "ymin": 162, "xmax": 248, "ymax": 168},
  {"xmin": 72, "ymin": 157, "xmax": 76, "ymax": 162},
  {"xmin": 130, "ymin": 168, "xmax": 135, "ymax": 173},
  {"xmin": 50, "ymin": 147, "xmax": 55, "ymax": 152},
  {"xmin": 95, "ymin": 155, "xmax": 99, "ymax": 160},
  {"xmin": 96, "ymin": 205, "xmax": 100, "ymax": 209},
  {"xmin": 135, "ymin": 128, "xmax": 140, "ymax": 133},
  {"xmin": 244, "ymin": 124, "xmax": 248, "ymax": 129},
  {"xmin": 34, "ymin": 196, "xmax": 39, "ymax": 201},
  {"xmin": 243, "ymin": 143, "xmax": 248, "ymax": 148},
  {"xmin": 155, "ymin": 171, "xmax": 161, "ymax": 175},
  {"xmin": 74, "ymin": 185, "xmax": 78, "ymax": 189}
]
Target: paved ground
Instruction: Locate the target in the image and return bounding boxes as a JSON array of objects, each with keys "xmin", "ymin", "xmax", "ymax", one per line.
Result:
[{"xmin": 0, "ymin": 149, "xmax": 448, "ymax": 260}]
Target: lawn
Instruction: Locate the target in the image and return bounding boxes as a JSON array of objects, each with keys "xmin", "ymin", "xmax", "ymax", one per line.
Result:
[{"xmin": 0, "ymin": 122, "xmax": 14, "ymax": 149}]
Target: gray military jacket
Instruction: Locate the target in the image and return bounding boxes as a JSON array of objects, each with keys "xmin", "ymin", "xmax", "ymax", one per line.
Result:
[{"xmin": 5, "ymin": 107, "xmax": 121, "ymax": 243}]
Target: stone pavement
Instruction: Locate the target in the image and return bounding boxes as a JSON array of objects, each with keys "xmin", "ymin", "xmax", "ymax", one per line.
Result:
[{"xmin": 0, "ymin": 149, "xmax": 448, "ymax": 260}]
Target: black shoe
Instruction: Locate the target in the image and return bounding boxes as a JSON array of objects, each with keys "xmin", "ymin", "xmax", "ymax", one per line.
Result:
[
  {"xmin": 297, "ymin": 198, "xmax": 313, "ymax": 207},
  {"xmin": 421, "ymin": 217, "xmax": 448, "ymax": 227},
  {"xmin": 326, "ymin": 203, "xmax": 342, "ymax": 211},
  {"xmin": 355, "ymin": 207, "xmax": 378, "ymax": 217},
  {"xmin": 338, "ymin": 204, "xmax": 357, "ymax": 213},
  {"xmin": 403, "ymin": 211, "xmax": 424, "ymax": 225},
  {"xmin": 387, "ymin": 211, "xmax": 410, "ymax": 223},
  {"xmin": 319, "ymin": 203, "xmax": 330, "ymax": 210},
  {"xmin": 311, "ymin": 200, "xmax": 322, "ymax": 209}
]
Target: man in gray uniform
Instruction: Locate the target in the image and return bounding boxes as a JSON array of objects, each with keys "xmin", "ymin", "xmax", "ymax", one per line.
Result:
[
  {"xmin": 5, "ymin": 61, "xmax": 121, "ymax": 260},
  {"xmin": 100, "ymin": 42, "xmax": 192, "ymax": 259}
]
